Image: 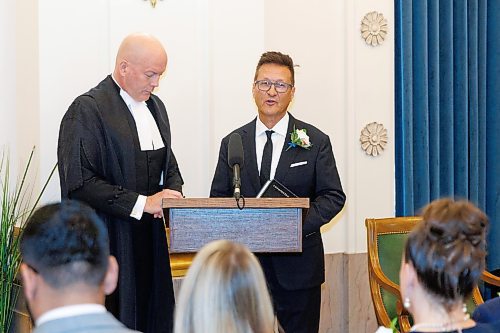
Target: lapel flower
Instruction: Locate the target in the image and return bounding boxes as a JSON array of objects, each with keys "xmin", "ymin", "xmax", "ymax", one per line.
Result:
[{"xmin": 286, "ymin": 126, "xmax": 312, "ymax": 151}]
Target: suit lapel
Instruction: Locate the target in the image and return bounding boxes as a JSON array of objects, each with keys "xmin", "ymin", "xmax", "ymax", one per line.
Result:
[
  {"xmin": 241, "ymin": 119, "xmax": 261, "ymax": 194},
  {"xmin": 274, "ymin": 114, "xmax": 300, "ymax": 184}
]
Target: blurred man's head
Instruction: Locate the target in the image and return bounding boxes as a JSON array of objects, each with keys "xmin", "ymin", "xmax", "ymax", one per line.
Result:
[{"xmin": 20, "ymin": 200, "xmax": 118, "ymax": 320}]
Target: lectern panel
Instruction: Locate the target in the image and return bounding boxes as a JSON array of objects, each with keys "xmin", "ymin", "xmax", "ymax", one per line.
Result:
[{"xmin": 169, "ymin": 207, "xmax": 302, "ymax": 253}]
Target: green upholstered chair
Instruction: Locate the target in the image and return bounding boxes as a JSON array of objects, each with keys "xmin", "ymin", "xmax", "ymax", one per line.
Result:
[
  {"xmin": 365, "ymin": 217, "xmax": 500, "ymax": 333},
  {"xmin": 366, "ymin": 217, "xmax": 419, "ymax": 332}
]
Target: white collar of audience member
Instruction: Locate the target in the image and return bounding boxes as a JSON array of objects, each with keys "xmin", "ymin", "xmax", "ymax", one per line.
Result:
[{"xmin": 37, "ymin": 304, "xmax": 106, "ymax": 326}]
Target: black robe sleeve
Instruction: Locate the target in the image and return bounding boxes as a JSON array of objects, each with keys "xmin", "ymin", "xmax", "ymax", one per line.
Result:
[
  {"xmin": 70, "ymin": 150, "xmax": 139, "ymax": 220},
  {"xmin": 58, "ymin": 97, "xmax": 139, "ymax": 220},
  {"xmin": 59, "ymin": 78, "xmax": 184, "ymax": 221}
]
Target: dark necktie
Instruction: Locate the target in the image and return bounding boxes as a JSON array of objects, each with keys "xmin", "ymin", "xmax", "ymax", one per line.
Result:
[{"xmin": 260, "ymin": 130, "xmax": 274, "ymax": 186}]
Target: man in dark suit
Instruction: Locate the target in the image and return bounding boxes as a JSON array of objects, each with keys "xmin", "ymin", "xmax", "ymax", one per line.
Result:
[
  {"xmin": 57, "ymin": 33, "xmax": 183, "ymax": 333},
  {"xmin": 210, "ymin": 51, "xmax": 346, "ymax": 333},
  {"xmin": 20, "ymin": 201, "xmax": 140, "ymax": 333}
]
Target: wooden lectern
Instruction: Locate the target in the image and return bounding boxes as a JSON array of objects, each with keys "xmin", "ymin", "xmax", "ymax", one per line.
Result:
[{"xmin": 163, "ymin": 198, "xmax": 309, "ymax": 253}]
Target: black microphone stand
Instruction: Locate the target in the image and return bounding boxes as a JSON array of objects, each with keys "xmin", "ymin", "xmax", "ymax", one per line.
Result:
[{"xmin": 233, "ymin": 164, "xmax": 245, "ymax": 210}]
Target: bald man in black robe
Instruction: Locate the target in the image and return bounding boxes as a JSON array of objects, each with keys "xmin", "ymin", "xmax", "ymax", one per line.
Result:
[{"xmin": 57, "ymin": 33, "xmax": 183, "ymax": 333}]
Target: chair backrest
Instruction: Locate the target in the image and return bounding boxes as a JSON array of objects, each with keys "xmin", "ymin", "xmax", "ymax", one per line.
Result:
[
  {"xmin": 365, "ymin": 216, "xmax": 491, "ymax": 332},
  {"xmin": 366, "ymin": 217, "xmax": 420, "ymax": 328}
]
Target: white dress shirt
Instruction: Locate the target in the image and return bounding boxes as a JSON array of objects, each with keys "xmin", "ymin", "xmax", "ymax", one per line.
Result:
[{"xmin": 255, "ymin": 113, "xmax": 289, "ymax": 181}]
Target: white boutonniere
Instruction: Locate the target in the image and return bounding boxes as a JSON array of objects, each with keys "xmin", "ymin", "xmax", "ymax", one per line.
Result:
[{"xmin": 286, "ymin": 126, "xmax": 312, "ymax": 151}]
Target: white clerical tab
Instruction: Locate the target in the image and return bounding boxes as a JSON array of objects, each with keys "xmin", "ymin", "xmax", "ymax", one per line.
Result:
[{"xmin": 120, "ymin": 89, "xmax": 165, "ymax": 151}]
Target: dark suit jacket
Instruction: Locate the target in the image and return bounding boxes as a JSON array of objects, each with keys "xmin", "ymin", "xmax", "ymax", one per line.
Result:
[
  {"xmin": 34, "ymin": 312, "xmax": 141, "ymax": 333},
  {"xmin": 210, "ymin": 113, "xmax": 346, "ymax": 290}
]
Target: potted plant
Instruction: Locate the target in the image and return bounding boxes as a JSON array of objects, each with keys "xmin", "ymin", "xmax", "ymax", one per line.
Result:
[{"xmin": 0, "ymin": 148, "xmax": 56, "ymax": 333}]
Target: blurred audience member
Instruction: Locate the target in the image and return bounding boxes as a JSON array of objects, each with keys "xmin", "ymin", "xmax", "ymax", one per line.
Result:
[
  {"xmin": 399, "ymin": 198, "xmax": 500, "ymax": 332},
  {"xmin": 174, "ymin": 240, "xmax": 278, "ymax": 333},
  {"xmin": 20, "ymin": 201, "xmax": 140, "ymax": 333}
]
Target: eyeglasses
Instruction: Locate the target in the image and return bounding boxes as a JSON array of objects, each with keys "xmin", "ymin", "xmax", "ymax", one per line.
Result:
[{"xmin": 254, "ymin": 80, "xmax": 294, "ymax": 93}]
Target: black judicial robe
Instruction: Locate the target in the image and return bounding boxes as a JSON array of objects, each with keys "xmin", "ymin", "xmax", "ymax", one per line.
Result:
[{"xmin": 57, "ymin": 76, "xmax": 183, "ymax": 333}]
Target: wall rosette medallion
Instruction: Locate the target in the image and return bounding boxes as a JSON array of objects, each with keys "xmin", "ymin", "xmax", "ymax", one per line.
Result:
[
  {"xmin": 360, "ymin": 122, "xmax": 388, "ymax": 157},
  {"xmin": 361, "ymin": 11, "xmax": 388, "ymax": 46}
]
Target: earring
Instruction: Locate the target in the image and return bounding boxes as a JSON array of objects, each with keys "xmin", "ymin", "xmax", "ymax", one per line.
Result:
[
  {"xmin": 404, "ymin": 297, "xmax": 411, "ymax": 309},
  {"xmin": 462, "ymin": 303, "xmax": 467, "ymax": 314}
]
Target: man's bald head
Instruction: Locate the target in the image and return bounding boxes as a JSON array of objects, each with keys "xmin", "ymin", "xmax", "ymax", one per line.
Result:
[
  {"xmin": 115, "ymin": 33, "xmax": 167, "ymax": 67},
  {"xmin": 113, "ymin": 33, "xmax": 168, "ymax": 102}
]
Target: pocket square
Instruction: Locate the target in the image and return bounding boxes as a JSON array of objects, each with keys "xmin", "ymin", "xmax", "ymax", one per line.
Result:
[{"xmin": 290, "ymin": 161, "xmax": 308, "ymax": 168}]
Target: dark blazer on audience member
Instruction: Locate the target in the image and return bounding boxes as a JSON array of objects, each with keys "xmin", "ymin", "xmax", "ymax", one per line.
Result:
[
  {"xmin": 210, "ymin": 113, "xmax": 346, "ymax": 290},
  {"xmin": 472, "ymin": 297, "xmax": 500, "ymax": 324}
]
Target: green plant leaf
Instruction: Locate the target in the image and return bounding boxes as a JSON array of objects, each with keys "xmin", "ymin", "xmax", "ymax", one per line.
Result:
[
  {"xmin": 0, "ymin": 147, "xmax": 56, "ymax": 332},
  {"xmin": 389, "ymin": 316, "xmax": 398, "ymax": 333}
]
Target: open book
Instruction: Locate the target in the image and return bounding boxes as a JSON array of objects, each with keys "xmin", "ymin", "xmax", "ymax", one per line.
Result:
[{"xmin": 256, "ymin": 178, "xmax": 298, "ymax": 198}]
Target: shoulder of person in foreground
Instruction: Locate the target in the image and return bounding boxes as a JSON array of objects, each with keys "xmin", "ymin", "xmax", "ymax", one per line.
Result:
[
  {"xmin": 472, "ymin": 297, "xmax": 500, "ymax": 324},
  {"xmin": 468, "ymin": 320, "xmax": 500, "ymax": 333}
]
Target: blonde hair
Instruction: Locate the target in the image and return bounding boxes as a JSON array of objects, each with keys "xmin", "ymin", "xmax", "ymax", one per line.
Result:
[{"xmin": 174, "ymin": 240, "xmax": 276, "ymax": 333}]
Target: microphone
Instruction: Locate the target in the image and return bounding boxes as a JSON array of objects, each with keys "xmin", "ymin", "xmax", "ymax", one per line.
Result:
[{"xmin": 228, "ymin": 133, "xmax": 244, "ymax": 200}]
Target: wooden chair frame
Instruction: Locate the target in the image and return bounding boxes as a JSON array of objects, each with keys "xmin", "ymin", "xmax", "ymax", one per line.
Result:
[{"xmin": 366, "ymin": 217, "xmax": 420, "ymax": 332}]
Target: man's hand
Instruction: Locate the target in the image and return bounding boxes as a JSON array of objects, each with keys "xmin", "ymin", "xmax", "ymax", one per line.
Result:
[
  {"xmin": 144, "ymin": 189, "xmax": 183, "ymax": 218},
  {"xmin": 161, "ymin": 189, "xmax": 183, "ymax": 199}
]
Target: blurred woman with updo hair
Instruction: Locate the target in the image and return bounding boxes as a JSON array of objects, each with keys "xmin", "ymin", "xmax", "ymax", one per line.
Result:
[{"xmin": 399, "ymin": 198, "xmax": 500, "ymax": 332}]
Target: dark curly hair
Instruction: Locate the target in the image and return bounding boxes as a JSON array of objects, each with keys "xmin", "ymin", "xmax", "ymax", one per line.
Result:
[{"xmin": 404, "ymin": 198, "xmax": 488, "ymax": 311}]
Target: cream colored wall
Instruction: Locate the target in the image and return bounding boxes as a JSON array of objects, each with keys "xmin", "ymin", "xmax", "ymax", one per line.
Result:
[
  {"xmin": 0, "ymin": 0, "xmax": 17, "ymax": 150},
  {"xmin": 1, "ymin": 0, "xmax": 40, "ymax": 184},
  {"xmin": 264, "ymin": 0, "xmax": 395, "ymax": 253},
  {"xmin": 2, "ymin": 0, "xmax": 395, "ymax": 254},
  {"xmin": 347, "ymin": 0, "xmax": 395, "ymax": 253}
]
